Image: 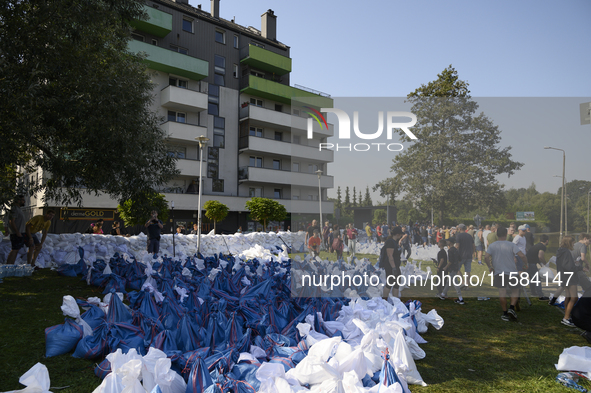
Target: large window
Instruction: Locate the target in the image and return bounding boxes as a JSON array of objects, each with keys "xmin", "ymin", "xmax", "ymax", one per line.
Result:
[
  {"xmin": 249, "ymin": 187, "xmax": 262, "ymax": 197},
  {"xmin": 249, "ymin": 156, "xmax": 262, "ymax": 167},
  {"xmin": 169, "ymin": 77, "xmax": 188, "ymax": 89},
  {"xmin": 214, "ymin": 74, "xmax": 224, "ymax": 86},
  {"xmin": 168, "ymin": 110, "xmax": 186, "ymax": 123},
  {"xmin": 167, "ymin": 145, "xmax": 186, "ymax": 159},
  {"xmin": 170, "ymin": 44, "xmax": 188, "ymax": 55},
  {"xmin": 249, "ymin": 126, "xmax": 262, "ymax": 137},
  {"xmin": 274, "ymin": 132, "xmax": 283, "ymax": 141},
  {"xmin": 273, "ymin": 159, "xmax": 281, "ymax": 170},
  {"xmin": 274, "ymin": 189, "xmax": 282, "ymax": 199},
  {"xmin": 212, "ymin": 179, "xmax": 224, "ymax": 192},
  {"xmin": 250, "ymin": 98, "xmax": 263, "ymax": 107},
  {"xmin": 233, "ymin": 35, "xmax": 239, "ymax": 48},
  {"xmin": 213, "ymin": 135, "xmax": 224, "ymax": 148},
  {"xmin": 214, "ymin": 55, "xmax": 226, "ymax": 74},
  {"xmin": 292, "ymin": 162, "xmax": 300, "ymax": 172}
]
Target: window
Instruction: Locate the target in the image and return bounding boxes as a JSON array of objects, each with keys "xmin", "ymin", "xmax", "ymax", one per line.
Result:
[
  {"xmin": 214, "ymin": 55, "xmax": 226, "ymax": 73},
  {"xmin": 168, "ymin": 110, "xmax": 186, "ymax": 123},
  {"xmin": 214, "ymin": 116, "xmax": 225, "ymax": 129},
  {"xmin": 293, "ymin": 135, "xmax": 301, "ymax": 144},
  {"xmin": 275, "ymin": 104, "xmax": 283, "ymax": 112},
  {"xmin": 250, "ymin": 98, "xmax": 263, "ymax": 107},
  {"xmin": 274, "ymin": 189, "xmax": 282, "ymax": 199},
  {"xmin": 308, "ymin": 164, "xmax": 319, "ymax": 173},
  {"xmin": 169, "ymin": 77, "xmax": 188, "ymax": 89},
  {"xmin": 249, "ymin": 156, "xmax": 262, "ymax": 167},
  {"xmin": 252, "ymin": 41, "xmax": 264, "ymax": 48},
  {"xmin": 170, "ymin": 44, "xmax": 188, "ymax": 55},
  {"xmin": 167, "ymin": 146, "xmax": 186, "ymax": 159},
  {"xmin": 292, "ymin": 162, "xmax": 299, "ymax": 172},
  {"xmin": 249, "ymin": 127, "xmax": 262, "ymax": 137},
  {"xmin": 208, "ymin": 147, "xmax": 219, "ymax": 161},
  {"xmin": 182, "ymin": 17, "xmax": 194, "ymax": 33},
  {"xmin": 274, "ymin": 132, "xmax": 282, "ymax": 141},
  {"xmin": 214, "ymin": 74, "xmax": 224, "ymax": 86},
  {"xmin": 249, "ymin": 187, "xmax": 262, "ymax": 197},
  {"xmin": 215, "ymin": 30, "xmax": 225, "ymax": 44},
  {"xmin": 152, "ymin": 39, "xmax": 158, "ymax": 46},
  {"xmin": 273, "ymin": 160, "xmax": 281, "ymax": 170},
  {"xmin": 213, "ymin": 135, "xmax": 224, "ymax": 148},
  {"xmin": 250, "ymin": 70, "xmax": 264, "ymax": 78},
  {"xmin": 131, "ymin": 33, "xmax": 144, "ymax": 42},
  {"xmin": 208, "ymin": 103, "xmax": 218, "ymax": 116},
  {"xmin": 208, "ymin": 163, "xmax": 218, "ymax": 178},
  {"xmin": 212, "ymin": 179, "xmax": 224, "ymax": 192},
  {"xmin": 234, "ymin": 35, "xmax": 239, "ymax": 48},
  {"xmin": 233, "ymin": 64, "xmax": 238, "ymax": 78},
  {"xmin": 209, "ymin": 84, "xmax": 219, "ymax": 97}
]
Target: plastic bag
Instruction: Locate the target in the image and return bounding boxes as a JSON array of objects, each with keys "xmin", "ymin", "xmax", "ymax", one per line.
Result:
[
  {"xmin": 556, "ymin": 346, "xmax": 591, "ymax": 373},
  {"xmin": 1, "ymin": 363, "xmax": 51, "ymax": 393},
  {"xmin": 45, "ymin": 319, "xmax": 84, "ymax": 358}
]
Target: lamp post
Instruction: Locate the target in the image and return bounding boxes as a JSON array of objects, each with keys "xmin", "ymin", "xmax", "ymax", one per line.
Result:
[
  {"xmin": 171, "ymin": 201, "xmax": 175, "ymax": 257},
  {"xmin": 545, "ymin": 146, "xmax": 565, "ymax": 242},
  {"xmin": 315, "ymin": 169, "xmax": 323, "ymax": 249},
  {"xmin": 195, "ymin": 136, "xmax": 209, "ymax": 256}
]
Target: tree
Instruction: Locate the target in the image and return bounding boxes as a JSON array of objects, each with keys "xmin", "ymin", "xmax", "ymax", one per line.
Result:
[
  {"xmin": 344, "ymin": 186, "xmax": 351, "ymax": 213},
  {"xmin": 204, "ymin": 200, "xmax": 229, "ymax": 234},
  {"xmin": 0, "ymin": 0, "xmax": 178, "ymax": 208},
  {"xmin": 117, "ymin": 191, "xmax": 169, "ymax": 227},
  {"xmin": 245, "ymin": 198, "xmax": 287, "ymax": 230},
  {"xmin": 364, "ymin": 186, "xmax": 373, "ymax": 207},
  {"xmin": 373, "ymin": 209, "xmax": 387, "ymax": 225},
  {"xmin": 336, "ymin": 186, "xmax": 342, "ymax": 211},
  {"xmin": 376, "ymin": 66, "xmax": 523, "ymax": 223},
  {"xmin": 353, "ymin": 187, "xmax": 357, "ymax": 207}
]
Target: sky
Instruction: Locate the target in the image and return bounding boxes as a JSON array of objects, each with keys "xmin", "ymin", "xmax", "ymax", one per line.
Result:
[{"xmin": 189, "ymin": 0, "xmax": 591, "ymax": 203}]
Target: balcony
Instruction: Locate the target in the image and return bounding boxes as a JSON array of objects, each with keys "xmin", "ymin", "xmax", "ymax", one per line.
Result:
[
  {"xmin": 240, "ymin": 44, "xmax": 291, "ymax": 76},
  {"xmin": 176, "ymin": 158, "xmax": 205, "ymax": 177},
  {"xmin": 128, "ymin": 40, "xmax": 208, "ymax": 81},
  {"xmin": 130, "ymin": 6, "xmax": 173, "ymax": 37},
  {"xmin": 239, "ymin": 136, "xmax": 333, "ymax": 162},
  {"xmin": 240, "ymin": 75, "xmax": 333, "ymax": 108},
  {"xmin": 161, "ymin": 85, "xmax": 208, "ymax": 112},
  {"xmin": 161, "ymin": 121, "xmax": 208, "ymax": 143},
  {"xmin": 239, "ymin": 166, "xmax": 333, "ymax": 188},
  {"xmin": 239, "ymin": 104, "xmax": 334, "ymax": 137}
]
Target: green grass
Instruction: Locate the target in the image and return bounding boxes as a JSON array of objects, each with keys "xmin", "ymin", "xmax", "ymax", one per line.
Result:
[{"xmin": 1, "ymin": 266, "xmax": 589, "ymax": 392}]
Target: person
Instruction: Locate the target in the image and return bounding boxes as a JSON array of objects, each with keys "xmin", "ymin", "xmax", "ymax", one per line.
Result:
[
  {"xmin": 381, "ymin": 222, "xmax": 389, "ymax": 243},
  {"xmin": 305, "ymin": 219, "xmax": 319, "ymax": 246},
  {"xmin": 435, "ymin": 240, "xmax": 448, "ymax": 298},
  {"xmin": 485, "ymin": 226, "xmax": 528, "ymax": 322},
  {"xmin": 24, "ymin": 210, "xmax": 55, "ymax": 266},
  {"xmin": 572, "ymin": 233, "xmax": 590, "ymax": 272},
  {"xmin": 176, "ymin": 226, "xmax": 183, "ymax": 235},
  {"xmin": 365, "ymin": 222, "xmax": 373, "ymax": 243},
  {"xmin": 474, "ymin": 225, "xmax": 484, "ymax": 265},
  {"xmin": 555, "ymin": 236, "xmax": 581, "ymax": 327},
  {"xmin": 399, "ymin": 226, "xmax": 411, "ymax": 260},
  {"xmin": 332, "ymin": 233, "xmax": 344, "ymax": 261},
  {"xmin": 191, "ymin": 224, "xmax": 199, "ymax": 235},
  {"xmin": 572, "ymin": 289, "xmax": 591, "ymax": 344},
  {"xmin": 6, "ymin": 195, "xmax": 28, "ymax": 265},
  {"xmin": 92, "ymin": 219, "xmax": 104, "ymax": 234},
  {"xmin": 346, "ymin": 223, "xmax": 358, "ymax": 257},
  {"xmin": 308, "ymin": 230, "xmax": 321, "ymax": 257},
  {"xmin": 442, "ymin": 238, "xmax": 465, "ymax": 304},
  {"xmin": 442, "ymin": 225, "xmax": 450, "ymax": 240},
  {"xmin": 145, "ymin": 210, "xmax": 164, "ymax": 254},
  {"xmin": 524, "ymin": 224, "xmax": 535, "ymax": 252},
  {"xmin": 486, "ymin": 224, "xmax": 498, "ymax": 247},
  {"xmin": 421, "ymin": 225, "xmax": 428, "ymax": 247},
  {"xmin": 525, "ymin": 234, "xmax": 549, "ymax": 300},
  {"xmin": 483, "ymin": 224, "xmax": 491, "ymax": 252},
  {"xmin": 111, "ymin": 221, "xmax": 122, "ymax": 236},
  {"xmin": 376, "ymin": 223, "xmax": 382, "ymax": 243},
  {"xmin": 512, "ymin": 225, "xmax": 527, "ymax": 270},
  {"xmin": 436, "ymin": 226, "xmax": 443, "ymax": 244},
  {"xmin": 456, "ymin": 224, "xmax": 474, "ymax": 289},
  {"xmin": 506, "ymin": 222, "xmax": 517, "ymax": 242},
  {"xmin": 381, "ymin": 227, "xmax": 404, "ymax": 299},
  {"xmin": 327, "ymin": 228, "xmax": 334, "ymax": 253},
  {"xmin": 323, "ymin": 221, "xmax": 330, "ymax": 249}
]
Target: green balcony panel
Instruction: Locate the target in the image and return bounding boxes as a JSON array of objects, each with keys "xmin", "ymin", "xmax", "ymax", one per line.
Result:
[
  {"xmin": 128, "ymin": 40, "xmax": 208, "ymax": 81},
  {"xmin": 241, "ymin": 75, "xmax": 332, "ymax": 108},
  {"xmin": 130, "ymin": 6, "xmax": 172, "ymax": 37},
  {"xmin": 240, "ymin": 44, "xmax": 291, "ymax": 76}
]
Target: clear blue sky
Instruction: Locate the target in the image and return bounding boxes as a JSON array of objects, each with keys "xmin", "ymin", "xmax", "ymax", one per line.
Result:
[{"xmin": 190, "ymin": 0, "xmax": 591, "ymax": 201}]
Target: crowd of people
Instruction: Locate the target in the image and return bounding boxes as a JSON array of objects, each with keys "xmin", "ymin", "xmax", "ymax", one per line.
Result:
[{"xmin": 302, "ymin": 218, "xmax": 591, "ymax": 342}]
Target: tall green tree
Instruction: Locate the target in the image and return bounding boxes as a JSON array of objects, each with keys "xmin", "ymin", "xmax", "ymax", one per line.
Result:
[
  {"xmin": 204, "ymin": 200, "xmax": 229, "ymax": 234},
  {"xmin": 364, "ymin": 186, "xmax": 373, "ymax": 207},
  {"xmin": 0, "ymin": 0, "xmax": 178, "ymax": 208},
  {"xmin": 117, "ymin": 191, "xmax": 169, "ymax": 227},
  {"xmin": 376, "ymin": 66, "xmax": 522, "ymax": 223},
  {"xmin": 336, "ymin": 186, "xmax": 342, "ymax": 211},
  {"xmin": 352, "ymin": 187, "xmax": 357, "ymax": 207},
  {"xmin": 245, "ymin": 197, "xmax": 287, "ymax": 230},
  {"xmin": 344, "ymin": 186, "xmax": 351, "ymax": 210}
]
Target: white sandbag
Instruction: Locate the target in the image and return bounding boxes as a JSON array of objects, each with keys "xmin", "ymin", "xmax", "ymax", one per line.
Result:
[
  {"xmin": 286, "ymin": 355, "xmax": 340, "ymax": 386},
  {"xmin": 153, "ymin": 358, "xmax": 187, "ymax": 393},
  {"xmin": 539, "ymin": 262, "xmax": 555, "ymax": 281},
  {"xmin": 556, "ymin": 346, "xmax": 591, "ymax": 373},
  {"xmin": 391, "ymin": 329, "xmax": 426, "ymax": 386},
  {"xmin": 1, "ymin": 363, "xmax": 51, "ymax": 393},
  {"xmin": 307, "ymin": 336, "xmax": 342, "ymax": 363},
  {"xmin": 61, "ymin": 295, "xmax": 93, "ymax": 336}
]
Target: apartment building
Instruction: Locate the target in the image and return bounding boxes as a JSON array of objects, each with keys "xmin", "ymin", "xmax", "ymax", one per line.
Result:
[{"xmin": 36, "ymin": 0, "xmax": 334, "ymax": 234}]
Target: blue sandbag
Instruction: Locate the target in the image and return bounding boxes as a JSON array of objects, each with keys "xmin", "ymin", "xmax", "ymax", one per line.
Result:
[
  {"xmin": 80, "ymin": 305, "xmax": 106, "ymax": 330},
  {"xmin": 160, "ymin": 295, "xmax": 185, "ymax": 330},
  {"xmin": 72, "ymin": 323, "xmax": 108, "ymax": 359},
  {"xmin": 106, "ymin": 291, "xmax": 132, "ymax": 324},
  {"xmin": 108, "ymin": 322, "xmax": 146, "ymax": 355},
  {"xmin": 186, "ymin": 357, "xmax": 213, "ymax": 393},
  {"xmin": 152, "ymin": 330, "xmax": 178, "ymax": 354},
  {"xmin": 95, "ymin": 357, "xmax": 111, "ymax": 379},
  {"xmin": 45, "ymin": 318, "xmax": 84, "ymax": 357},
  {"xmin": 176, "ymin": 313, "xmax": 202, "ymax": 353},
  {"xmin": 269, "ymin": 356, "xmax": 295, "ymax": 372},
  {"xmin": 57, "ymin": 264, "xmax": 78, "ymax": 277},
  {"xmin": 228, "ymin": 363, "xmax": 260, "ymax": 392}
]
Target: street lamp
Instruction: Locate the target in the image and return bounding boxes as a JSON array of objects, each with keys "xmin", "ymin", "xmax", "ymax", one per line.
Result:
[
  {"xmin": 195, "ymin": 135, "xmax": 209, "ymax": 255},
  {"xmin": 171, "ymin": 200, "xmax": 175, "ymax": 257},
  {"xmin": 315, "ymin": 169, "xmax": 323, "ymax": 249},
  {"xmin": 587, "ymin": 189, "xmax": 591, "ymax": 233},
  {"xmin": 545, "ymin": 146, "xmax": 565, "ymax": 242}
]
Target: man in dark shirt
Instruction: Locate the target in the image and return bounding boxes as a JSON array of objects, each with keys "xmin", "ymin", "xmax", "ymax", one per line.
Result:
[
  {"xmin": 382, "ymin": 226, "xmax": 403, "ymax": 299},
  {"xmin": 305, "ymin": 219, "xmax": 319, "ymax": 246},
  {"xmin": 455, "ymin": 223, "xmax": 474, "ymax": 289},
  {"xmin": 145, "ymin": 210, "xmax": 164, "ymax": 254},
  {"xmin": 525, "ymin": 234, "xmax": 549, "ymax": 299},
  {"xmin": 572, "ymin": 289, "xmax": 591, "ymax": 344}
]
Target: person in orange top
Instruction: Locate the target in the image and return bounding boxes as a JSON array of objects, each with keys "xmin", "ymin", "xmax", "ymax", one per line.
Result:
[{"xmin": 308, "ymin": 230, "xmax": 321, "ymax": 258}]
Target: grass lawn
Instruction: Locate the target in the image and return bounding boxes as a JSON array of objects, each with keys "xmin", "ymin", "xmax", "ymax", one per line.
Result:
[{"xmin": 1, "ymin": 262, "xmax": 589, "ymax": 392}]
